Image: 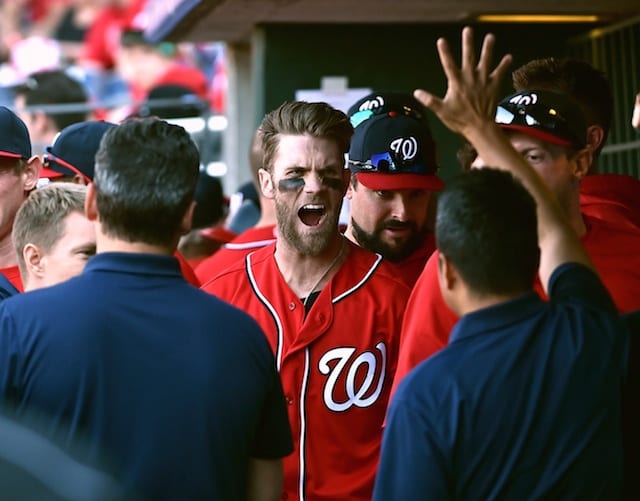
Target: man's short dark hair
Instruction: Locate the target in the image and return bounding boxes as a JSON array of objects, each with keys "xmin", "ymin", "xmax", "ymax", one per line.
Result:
[
  {"xmin": 436, "ymin": 168, "xmax": 540, "ymax": 296},
  {"xmin": 14, "ymin": 70, "xmax": 88, "ymax": 130},
  {"xmin": 512, "ymin": 58, "xmax": 613, "ymax": 159},
  {"xmin": 94, "ymin": 118, "xmax": 200, "ymax": 246}
]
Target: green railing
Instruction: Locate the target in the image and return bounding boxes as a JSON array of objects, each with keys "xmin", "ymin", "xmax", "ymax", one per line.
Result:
[{"xmin": 568, "ymin": 15, "xmax": 640, "ymax": 176}]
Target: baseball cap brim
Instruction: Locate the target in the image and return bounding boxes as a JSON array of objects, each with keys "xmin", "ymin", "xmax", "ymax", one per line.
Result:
[
  {"xmin": 357, "ymin": 172, "xmax": 445, "ymax": 192},
  {"xmin": 0, "ymin": 151, "xmax": 24, "ymax": 159},
  {"xmin": 39, "ymin": 166, "xmax": 64, "ymax": 179},
  {"xmin": 499, "ymin": 124, "xmax": 572, "ymax": 147}
]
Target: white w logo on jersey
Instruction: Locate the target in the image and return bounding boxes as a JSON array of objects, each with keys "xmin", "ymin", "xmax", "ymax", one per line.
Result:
[{"xmin": 318, "ymin": 342, "xmax": 387, "ymax": 412}]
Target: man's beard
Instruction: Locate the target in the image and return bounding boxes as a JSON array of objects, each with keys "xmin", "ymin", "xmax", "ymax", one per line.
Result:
[
  {"xmin": 275, "ymin": 198, "xmax": 337, "ymax": 256},
  {"xmin": 351, "ymin": 218, "xmax": 427, "ymax": 262}
]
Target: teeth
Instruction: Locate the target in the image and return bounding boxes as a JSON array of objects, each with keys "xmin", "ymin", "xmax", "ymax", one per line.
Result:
[{"xmin": 303, "ymin": 204, "xmax": 324, "ymax": 210}]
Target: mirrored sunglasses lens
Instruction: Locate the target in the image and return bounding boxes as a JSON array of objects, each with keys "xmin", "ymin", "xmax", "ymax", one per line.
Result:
[{"xmin": 495, "ymin": 106, "xmax": 515, "ymax": 125}]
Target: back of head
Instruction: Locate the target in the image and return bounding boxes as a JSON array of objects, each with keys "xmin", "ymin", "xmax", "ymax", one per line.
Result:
[
  {"xmin": 260, "ymin": 101, "xmax": 353, "ymax": 171},
  {"xmin": 94, "ymin": 118, "xmax": 200, "ymax": 247},
  {"xmin": 512, "ymin": 58, "xmax": 612, "ymax": 158},
  {"xmin": 14, "ymin": 70, "xmax": 88, "ymax": 130},
  {"xmin": 436, "ymin": 169, "xmax": 539, "ymax": 296},
  {"xmin": 13, "ymin": 183, "xmax": 87, "ymax": 276}
]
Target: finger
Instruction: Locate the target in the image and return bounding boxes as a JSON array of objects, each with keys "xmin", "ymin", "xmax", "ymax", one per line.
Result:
[
  {"xmin": 414, "ymin": 89, "xmax": 442, "ymax": 115},
  {"xmin": 461, "ymin": 26, "xmax": 476, "ymax": 71},
  {"xmin": 436, "ymin": 37, "xmax": 460, "ymax": 83},
  {"xmin": 477, "ymin": 32, "xmax": 495, "ymax": 75},
  {"xmin": 488, "ymin": 53, "xmax": 513, "ymax": 84}
]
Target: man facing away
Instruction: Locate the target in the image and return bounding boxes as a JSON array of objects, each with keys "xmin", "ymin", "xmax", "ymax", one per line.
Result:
[
  {"xmin": 0, "ymin": 117, "xmax": 292, "ymax": 499},
  {"xmin": 392, "ymin": 77, "xmax": 640, "ymax": 399},
  {"xmin": 345, "ymin": 93, "xmax": 444, "ymax": 287},
  {"xmin": 374, "ymin": 28, "xmax": 626, "ymax": 499},
  {"xmin": 12, "ymin": 183, "xmax": 95, "ymax": 292},
  {"xmin": 202, "ymin": 101, "xmax": 410, "ymax": 500}
]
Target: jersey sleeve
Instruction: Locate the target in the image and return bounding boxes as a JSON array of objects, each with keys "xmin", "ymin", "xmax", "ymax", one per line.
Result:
[
  {"xmin": 374, "ymin": 388, "xmax": 450, "ymax": 500},
  {"xmin": 390, "ymin": 251, "xmax": 458, "ymax": 397}
]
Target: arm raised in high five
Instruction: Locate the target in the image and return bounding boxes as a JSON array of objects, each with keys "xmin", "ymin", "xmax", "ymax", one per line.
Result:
[{"xmin": 414, "ymin": 26, "xmax": 594, "ymax": 291}]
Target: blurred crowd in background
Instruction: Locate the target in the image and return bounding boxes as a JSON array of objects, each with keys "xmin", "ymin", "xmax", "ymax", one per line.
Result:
[{"xmin": 0, "ymin": 0, "xmax": 227, "ymax": 119}]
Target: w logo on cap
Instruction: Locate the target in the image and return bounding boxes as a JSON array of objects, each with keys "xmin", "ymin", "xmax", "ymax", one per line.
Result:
[
  {"xmin": 509, "ymin": 93, "xmax": 538, "ymax": 106},
  {"xmin": 390, "ymin": 137, "xmax": 418, "ymax": 161}
]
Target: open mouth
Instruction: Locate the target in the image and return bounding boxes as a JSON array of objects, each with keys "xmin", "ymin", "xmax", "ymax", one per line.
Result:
[{"xmin": 298, "ymin": 204, "xmax": 326, "ymax": 227}]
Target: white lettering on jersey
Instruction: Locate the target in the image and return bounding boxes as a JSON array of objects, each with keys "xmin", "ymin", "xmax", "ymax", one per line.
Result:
[
  {"xmin": 390, "ymin": 136, "xmax": 418, "ymax": 161},
  {"xmin": 318, "ymin": 342, "xmax": 387, "ymax": 412}
]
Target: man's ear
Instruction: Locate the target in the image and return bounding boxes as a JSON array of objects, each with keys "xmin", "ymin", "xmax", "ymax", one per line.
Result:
[
  {"xmin": 23, "ymin": 156, "xmax": 41, "ymax": 192},
  {"xmin": 259, "ymin": 168, "xmax": 275, "ymax": 199},
  {"xmin": 23, "ymin": 243, "xmax": 44, "ymax": 278},
  {"xmin": 572, "ymin": 147, "xmax": 592, "ymax": 181},
  {"xmin": 437, "ymin": 252, "xmax": 457, "ymax": 292},
  {"xmin": 85, "ymin": 182, "xmax": 98, "ymax": 221},
  {"xmin": 179, "ymin": 201, "xmax": 196, "ymax": 235},
  {"xmin": 586, "ymin": 124, "xmax": 605, "ymax": 158}
]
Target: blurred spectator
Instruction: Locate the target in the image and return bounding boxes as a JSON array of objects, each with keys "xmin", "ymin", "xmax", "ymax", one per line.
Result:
[
  {"xmin": 12, "ymin": 69, "xmax": 89, "ymax": 154},
  {"xmin": 116, "ymin": 28, "xmax": 208, "ymax": 108},
  {"xmin": 0, "ymin": 0, "xmax": 69, "ymax": 57}
]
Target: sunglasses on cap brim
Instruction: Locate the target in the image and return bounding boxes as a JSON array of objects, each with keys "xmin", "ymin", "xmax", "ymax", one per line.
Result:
[
  {"xmin": 495, "ymin": 101, "xmax": 585, "ymax": 148},
  {"xmin": 43, "ymin": 153, "xmax": 91, "ymax": 184},
  {"xmin": 348, "ymin": 151, "xmax": 434, "ymax": 175},
  {"xmin": 350, "ymin": 105, "xmax": 425, "ymax": 129}
]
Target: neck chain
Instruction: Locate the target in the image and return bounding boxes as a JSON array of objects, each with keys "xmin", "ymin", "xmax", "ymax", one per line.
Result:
[{"xmin": 303, "ymin": 238, "xmax": 346, "ymax": 308}]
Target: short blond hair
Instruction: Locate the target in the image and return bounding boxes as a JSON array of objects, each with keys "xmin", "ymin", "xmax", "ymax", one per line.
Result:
[{"xmin": 13, "ymin": 183, "xmax": 87, "ymax": 276}]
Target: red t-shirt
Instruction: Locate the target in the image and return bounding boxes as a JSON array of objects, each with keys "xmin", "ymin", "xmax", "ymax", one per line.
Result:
[
  {"xmin": 174, "ymin": 251, "xmax": 200, "ymax": 287},
  {"xmin": 580, "ymin": 174, "xmax": 640, "ymax": 231},
  {"xmin": 0, "ymin": 265, "xmax": 23, "ymax": 292},
  {"xmin": 80, "ymin": 0, "xmax": 146, "ymax": 69}
]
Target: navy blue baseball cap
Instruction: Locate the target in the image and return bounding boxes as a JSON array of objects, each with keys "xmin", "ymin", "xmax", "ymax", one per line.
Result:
[
  {"xmin": 348, "ymin": 91, "xmax": 431, "ymax": 129},
  {"xmin": 348, "ymin": 112, "xmax": 443, "ymax": 192},
  {"xmin": 41, "ymin": 121, "xmax": 116, "ymax": 182},
  {"xmin": 495, "ymin": 89, "xmax": 587, "ymax": 149},
  {"xmin": 0, "ymin": 106, "xmax": 31, "ymax": 159}
]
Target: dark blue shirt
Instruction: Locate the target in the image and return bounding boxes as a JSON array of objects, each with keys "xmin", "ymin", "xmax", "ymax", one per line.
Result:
[
  {"xmin": 0, "ymin": 252, "xmax": 292, "ymax": 500},
  {"xmin": 374, "ymin": 263, "xmax": 626, "ymax": 500}
]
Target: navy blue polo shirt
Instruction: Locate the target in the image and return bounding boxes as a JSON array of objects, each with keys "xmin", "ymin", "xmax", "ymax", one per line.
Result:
[
  {"xmin": 0, "ymin": 252, "xmax": 292, "ymax": 500},
  {"xmin": 374, "ymin": 263, "xmax": 626, "ymax": 500}
]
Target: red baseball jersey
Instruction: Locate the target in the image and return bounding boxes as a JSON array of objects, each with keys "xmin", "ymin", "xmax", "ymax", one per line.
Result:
[
  {"xmin": 391, "ymin": 213, "xmax": 640, "ymax": 397},
  {"xmin": 580, "ymin": 174, "xmax": 640, "ymax": 232},
  {"xmin": 202, "ymin": 240, "xmax": 410, "ymax": 500},
  {"xmin": 386, "ymin": 231, "xmax": 436, "ymax": 288},
  {"xmin": 195, "ymin": 225, "xmax": 277, "ymax": 284}
]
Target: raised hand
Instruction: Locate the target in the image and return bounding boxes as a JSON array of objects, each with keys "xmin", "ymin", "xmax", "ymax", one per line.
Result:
[{"xmin": 414, "ymin": 26, "xmax": 512, "ymax": 138}]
